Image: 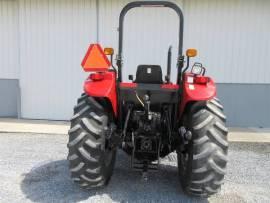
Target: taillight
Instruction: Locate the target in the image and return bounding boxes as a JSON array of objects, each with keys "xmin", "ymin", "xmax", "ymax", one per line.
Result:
[
  {"xmin": 194, "ymin": 76, "xmax": 209, "ymax": 84},
  {"xmin": 90, "ymin": 73, "xmax": 105, "ymax": 81}
]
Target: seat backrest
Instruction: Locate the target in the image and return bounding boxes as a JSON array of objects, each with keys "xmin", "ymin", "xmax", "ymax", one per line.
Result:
[{"xmin": 135, "ymin": 65, "xmax": 163, "ymax": 84}]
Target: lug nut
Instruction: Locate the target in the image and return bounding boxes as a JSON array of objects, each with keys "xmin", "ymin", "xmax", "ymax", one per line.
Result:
[
  {"xmin": 184, "ymin": 131, "xmax": 192, "ymax": 141},
  {"xmin": 179, "ymin": 126, "xmax": 186, "ymax": 136}
]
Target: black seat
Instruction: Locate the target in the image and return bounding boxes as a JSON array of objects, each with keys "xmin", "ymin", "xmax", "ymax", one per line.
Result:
[{"xmin": 135, "ymin": 65, "xmax": 163, "ymax": 84}]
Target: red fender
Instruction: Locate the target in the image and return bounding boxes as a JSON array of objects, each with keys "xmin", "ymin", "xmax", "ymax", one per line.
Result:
[
  {"xmin": 180, "ymin": 73, "xmax": 216, "ymax": 116},
  {"xmin": 84, "ymin": 71, "xmax": 117, "ymax": 117}
]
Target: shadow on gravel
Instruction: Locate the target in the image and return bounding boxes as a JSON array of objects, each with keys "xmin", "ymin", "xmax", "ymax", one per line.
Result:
[{"xmin": 21, "ymin": 152, "xmax": 208, "ymax": 203}]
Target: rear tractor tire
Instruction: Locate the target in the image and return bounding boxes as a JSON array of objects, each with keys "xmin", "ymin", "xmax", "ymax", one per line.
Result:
[
  {"xmin": 67, "ymin": 94, "xmax": 116, "ymax": 189},
  {"xmin": 177, "ymin": 98, "xmax": 228, "ymax": 197}
]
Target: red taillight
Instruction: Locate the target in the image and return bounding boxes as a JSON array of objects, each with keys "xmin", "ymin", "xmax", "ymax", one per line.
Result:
[
  {"xmin": 194, "ymin": 76, "xmax": 210, "ymax": 84},
  {"xmin": 90, "ymin": 72, "xmax": 105, "ymax": 81}
]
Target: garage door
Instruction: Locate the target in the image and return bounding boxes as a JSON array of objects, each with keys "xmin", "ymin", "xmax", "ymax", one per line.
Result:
[{"xmin": 19, "ymin": 0, "xmax": 97, "ymax": 120}]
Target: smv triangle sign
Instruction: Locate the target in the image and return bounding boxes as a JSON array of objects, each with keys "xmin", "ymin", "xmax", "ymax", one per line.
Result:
[{"xmin": 81, "ymin": 44, "xmax": 111, "ymax": 71}]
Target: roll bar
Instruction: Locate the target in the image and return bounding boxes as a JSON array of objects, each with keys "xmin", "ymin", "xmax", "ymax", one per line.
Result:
[{"xmin": 116, "ymin": 1, "xmax": 184, "ymax": 83}]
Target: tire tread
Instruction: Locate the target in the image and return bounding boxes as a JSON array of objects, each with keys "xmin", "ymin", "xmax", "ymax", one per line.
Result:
[
  {"xmin": 68, "ymin": 94, "xmax": 116, "ymax": 188},
  {"xmin": 178, "ymin": 98, "xmax": 228, "ymax": 197}
]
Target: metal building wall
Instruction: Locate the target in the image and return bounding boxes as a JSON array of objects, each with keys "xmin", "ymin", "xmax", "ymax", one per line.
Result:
[
  {"xmin": 183, "ymin": 0, "xmax": 270, "ymax": 83},
  {"xmin": 98, "ymin": 0, "xmax": 270, "ymax": 127},
  {"xmin": 0, "ymin": 0, "xmax": 19, "ymax": 117},
  {"xmin": 0, "ymin": 0, "xmax": 19, "ymax": 79},
  {"xmin": 99, "ymin": 0, "xmax": 270, "ymax": 84},
  {"xmin": 183, "ymin": 0, "xmax": 270, "ymax": 127},
  {"xmin": 0, "ymin": 0, "xmax": 269, "ymax": 126},
  {"xmin": 98, "ymin": 0, "xmax": 183, "ymax": 82},
  {"xmin": 18, "ymin": 0, "xmax": 97, "ymax": 119},
  {"xmin": 217, "ymin": 83, "xmax": 270, "ymax": 127}
]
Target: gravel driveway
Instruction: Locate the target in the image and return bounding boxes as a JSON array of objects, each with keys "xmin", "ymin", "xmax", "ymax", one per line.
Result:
[{"xmin": 0, "ymin": 133, "xmax": 269, "ymax": 203}]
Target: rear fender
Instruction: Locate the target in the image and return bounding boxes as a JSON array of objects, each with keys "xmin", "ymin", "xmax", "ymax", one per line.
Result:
[
  {"xmin": 180, "ymin": 73, "xmax": 216, "ymax": 116},
  {"xmin": 84, "ymin": 71, "xmax": 117, "ymax": 117}
]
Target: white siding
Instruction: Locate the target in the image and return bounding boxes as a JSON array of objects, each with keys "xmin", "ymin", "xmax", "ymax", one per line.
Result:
[
  {"xmin": 0, "ymin": 0, "xmax": 19, "ymax": 79},
  {"xmin": 19, "ymin": 0, "xmax": 97, "ymax": 119},
  {"xmin": 99, "ymin": 0, "xmax": 183, "ymax": 82},
  {"xmin": 99, "ymin": 0, "xmax": 270, "ymax": 84},
  {"xmin": 183, "ymin": 0, "xmax": 270, "ymax": 83}
]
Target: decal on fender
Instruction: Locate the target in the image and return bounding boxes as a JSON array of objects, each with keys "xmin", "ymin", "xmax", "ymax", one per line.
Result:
[
  {"xmin": 189, "ymin": 84, "xmax": 195, "ymax": 90},
  {"xmin": 187, "ymin": 76, "xmax": 194, "ymax": 83}
]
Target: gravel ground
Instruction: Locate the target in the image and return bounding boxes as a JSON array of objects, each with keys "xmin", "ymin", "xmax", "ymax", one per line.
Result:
[{"xmin": 0, "ymin": 133, "xmax": 269, "ymax": 203}]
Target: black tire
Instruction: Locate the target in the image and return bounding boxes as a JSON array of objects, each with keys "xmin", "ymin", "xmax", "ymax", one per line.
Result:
[
  {"xmin": 67, "ymin": 94, "xmax": 116, "ymax": 189},
  {"xmin": 177, "ymin": 98, "xmax": 228, "ymax": 197}
]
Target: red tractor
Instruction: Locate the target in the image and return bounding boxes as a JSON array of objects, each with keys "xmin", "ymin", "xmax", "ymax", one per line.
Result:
[{"xmin": 67, "ymin": 1, "xmax": 228, "ymax": 197}]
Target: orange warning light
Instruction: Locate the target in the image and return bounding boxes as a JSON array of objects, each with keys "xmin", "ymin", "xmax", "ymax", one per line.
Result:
[{"xmin": 81, "ymin": 44, "xmax": 111, "ymax": 72}]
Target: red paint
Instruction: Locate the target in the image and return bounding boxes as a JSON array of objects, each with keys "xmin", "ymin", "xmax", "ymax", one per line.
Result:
[
  {"xmin": 81, "ymin": 44, "xmax": 111, "ymax": 72},
  {"xmin": 83, "ymin": 69, "xmax": 216, "ymax": 118},
  {"xmin": 161, "ymin": 84, "xmax": 179, "ymax": 90},
  {"xmin": 84, "ymin": 71, "xmax": 117, "ymax": 116},
  {"xmin": 180, "ymin": 73, "xmax": 216, "ymax": 116},
  {"xmin": 120, "ymin": 82, "xmax": 137, "ymax": 88},
  {"xmin": 194, "ymin": 75, "xmax": 210, "ymax": 84},
  {"xmin": 89, "ymin": 72, "xmax": 105, "ymax": 81},
  {"xmin": 120, "ymin": 83, "xmax": 179, "ymax": 89}
]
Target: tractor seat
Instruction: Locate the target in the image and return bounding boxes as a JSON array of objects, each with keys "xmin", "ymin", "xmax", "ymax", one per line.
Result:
[{"xmin": 135, "ymin": 65, "xmax": 163, "ymax": 84}]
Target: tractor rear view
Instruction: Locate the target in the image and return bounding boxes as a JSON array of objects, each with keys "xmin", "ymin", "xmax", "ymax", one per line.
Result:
[{"xmin": 67, "ymin": 1, "xmax": 228, "ymax": 197}]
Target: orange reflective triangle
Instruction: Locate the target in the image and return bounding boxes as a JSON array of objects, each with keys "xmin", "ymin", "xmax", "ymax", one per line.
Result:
[{"xmin": 81, "ymin": 44, "xmax": 111, "ymax": 71}]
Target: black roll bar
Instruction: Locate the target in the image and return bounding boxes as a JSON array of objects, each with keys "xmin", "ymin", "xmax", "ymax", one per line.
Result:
[{"xmin": 116, "ymin": 1, "xmax": 184, "ymax": 84}]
